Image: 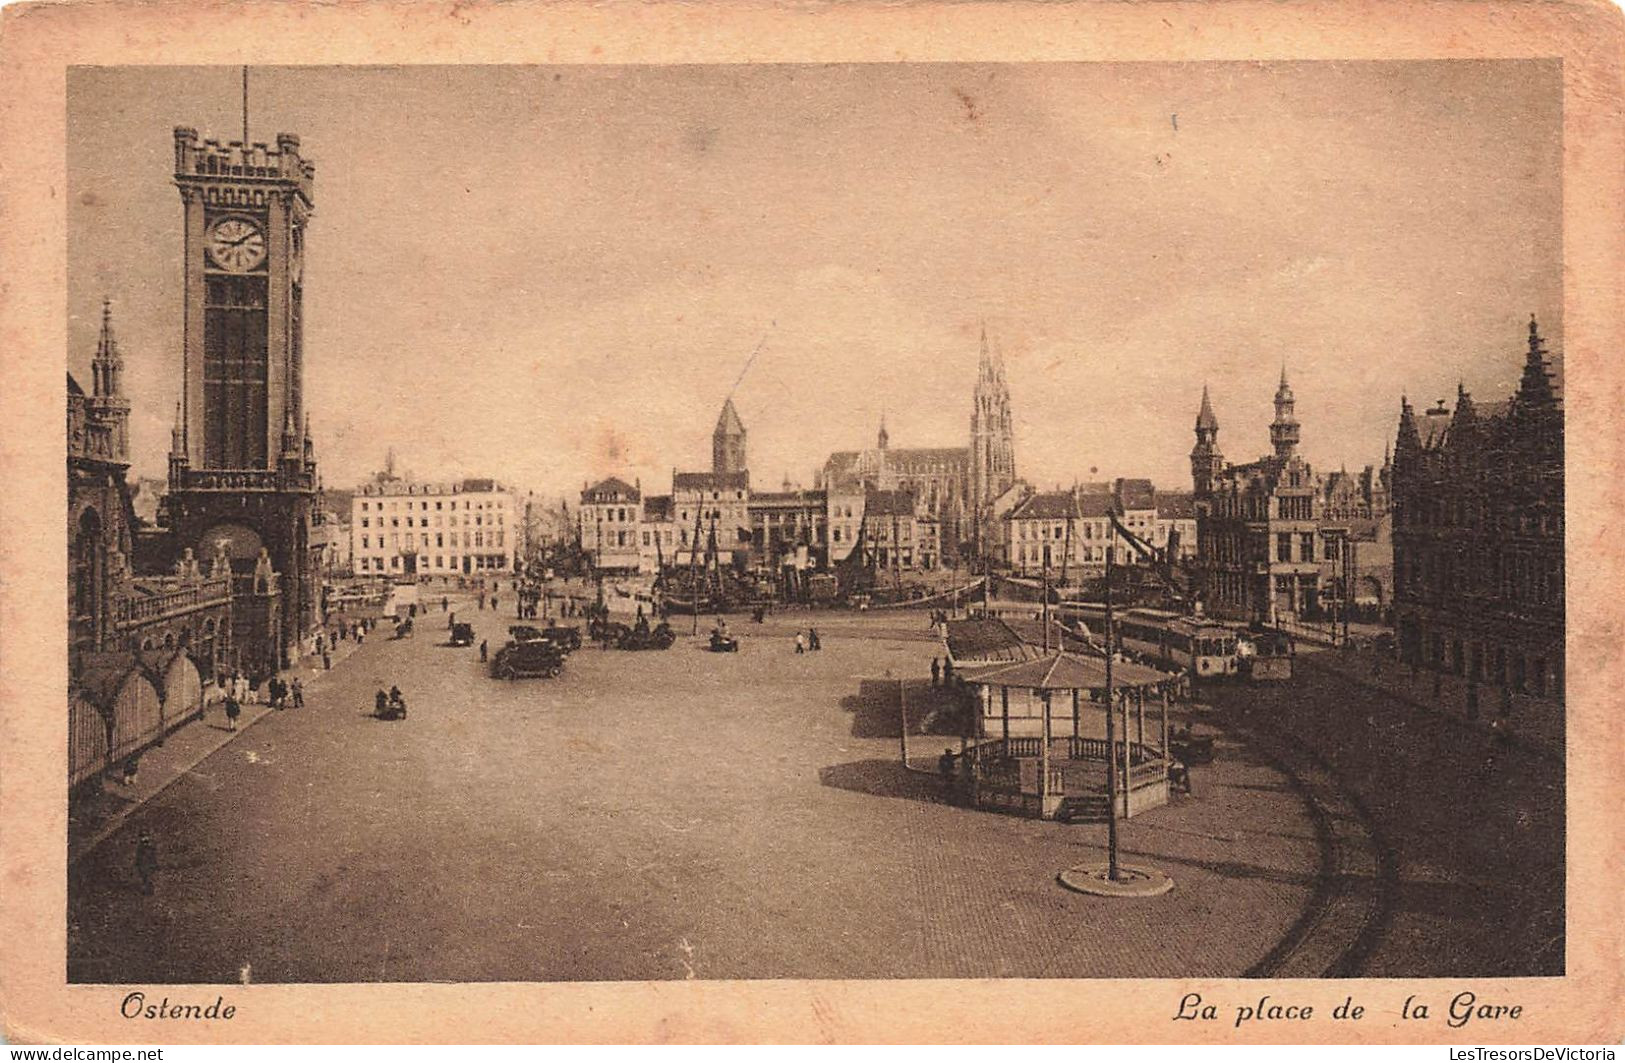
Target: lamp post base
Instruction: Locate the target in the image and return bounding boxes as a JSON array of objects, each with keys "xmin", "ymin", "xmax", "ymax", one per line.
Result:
[{"xmin": 1058, "ymin": 862, "xmax": 1174, "ymax": 897}]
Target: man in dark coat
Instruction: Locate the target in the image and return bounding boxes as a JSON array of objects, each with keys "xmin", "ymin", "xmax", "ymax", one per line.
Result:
[{"xmin": 134, "ymin": 831, "xmax": 158, "ymax": 895}]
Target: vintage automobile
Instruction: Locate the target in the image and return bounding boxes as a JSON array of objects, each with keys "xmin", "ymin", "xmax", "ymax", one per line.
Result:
[
  {"xmin": 617, "ymin": 622, "xmax": 677, "ymax": 651},
  {"xmin": 449, "ymin": 622, "xmax": 476, "ymax": 647},
  {"xmin": 708, "ymin": 630, "xmax": 740, "ymax": 653},
  {"xmin": 587, "ymin": 617, "xmax": 631, "ymax": 645},
  {"xmin": 510, "ymin": 624, "xmax": 580, "ymax": 654},
  {"xmin": 541, "ymin": 624, "xmax": 583, "ymax": 652},
  {"xmin": 490, "ymin": 638, "xmax": 566, "ymax": 679}
]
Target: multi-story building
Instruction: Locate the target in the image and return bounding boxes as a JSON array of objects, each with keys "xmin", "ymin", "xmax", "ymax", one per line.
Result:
[
  {"xmin": 1004, "ymin": 480, "xmax": 1194, "ymax": 576},
  {"xmin": 577, "ymin": 477, "xmax": 643, "ymax": 575},
  {"xmin": 69, "ymin": 304, "xmax": 233, "ymax": 793},
  {"xmin": 747, "ymin": 488, "xmax": 829, "ymax": 572},
  {"xmin": 1192, "ymin": 371, "xmax": 1347, "ymax": 622},
  {"xmin": 637, "ymin": 494, "xmax": 679, "ymax": 573},
  {"xmin": 825, "ymin": 485, "xmax": 866, "ymax": 564},
  {"xmin": 353, "ymin": 478, "xmax": 516, "ymax": 577},
  {"xmin": 859, "ymin": 488, "xmax": 929, "ymax": 570},
  {"xmin": 1390, "ymin": 318, "xmax": 1563, "ymax": 697},
  {"xmin": 665, "ymin": 400, "xmax": 755, "ymax": 567}
]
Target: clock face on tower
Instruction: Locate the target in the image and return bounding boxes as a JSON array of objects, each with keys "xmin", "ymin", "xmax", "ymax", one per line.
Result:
[{"xmin": 206, "ymin": 217, "xmax": 267, "ymax": 272}]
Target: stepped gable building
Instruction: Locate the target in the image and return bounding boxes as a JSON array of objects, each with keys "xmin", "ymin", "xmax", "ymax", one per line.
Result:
[
  {"xmin": 1391, "ymin": 317, "xmax": 1564, "ymax": 698},
  {"xmin": 69, "ymin": 302, "xmax": 233, "ymax": 794},
  {"xmin": 158, "ymin": 126, "xmax": 325, "ymax": 678},
  {"xmin": 1192, "ymin": 369, "xmax": 1349, "ymax": 623}
]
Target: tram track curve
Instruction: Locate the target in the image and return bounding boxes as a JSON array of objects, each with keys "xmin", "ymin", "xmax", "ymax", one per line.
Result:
[{"xmin": 1228, "ymin": 714, "xmax": 1400, "ymax": 978}]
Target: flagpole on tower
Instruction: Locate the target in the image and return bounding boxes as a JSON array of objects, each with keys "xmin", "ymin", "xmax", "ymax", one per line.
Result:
[{"xmin": 242, "ymin": 65, "xmax": 250, "ymax": 144}]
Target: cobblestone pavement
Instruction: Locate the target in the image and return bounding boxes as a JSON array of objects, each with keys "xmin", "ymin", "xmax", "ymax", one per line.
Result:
[{"xmin": 71, "ymin": 603, "xmax": 1334, "ymax": 983}]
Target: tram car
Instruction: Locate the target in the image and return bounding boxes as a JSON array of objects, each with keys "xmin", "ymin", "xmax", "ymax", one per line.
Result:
[{"xmin": 1061, "ymin": 604, "xmax": 1241, "ymax": 679}]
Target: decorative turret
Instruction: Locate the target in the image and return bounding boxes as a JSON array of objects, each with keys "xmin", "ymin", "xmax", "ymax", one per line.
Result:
[
  {"xmin": 88, "ymin": 298, "xmax": 132, "ymax": 463},
  {"xmin": 1516, "ymin": 314, "xmax": 1558, "ymax": 411},
  {"xmin": 1270, "ymin": 363, "xmax": 1301, "ymax": 460},
  {"xmin": 1191, "ymin": 384, "xmax": 1224, "ymax": 497},
  {"xmin": 302, "ymin": 412, "xmax": 315, "ymax": 467}
]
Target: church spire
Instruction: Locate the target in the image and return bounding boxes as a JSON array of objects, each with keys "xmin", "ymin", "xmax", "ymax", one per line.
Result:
[
  {"xmin": 92, "ymin": 297, "xmax": 124, "ymax": 398},
  {"xmin": 1196, "ymin": 383, "xmax": 1219, "ymax": 434},
  {"xmin": 877, "ymin": 410, "xmax": 889, "ymax": 451}
]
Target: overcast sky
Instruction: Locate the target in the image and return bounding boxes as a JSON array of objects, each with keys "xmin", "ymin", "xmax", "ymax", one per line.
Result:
[{"xmin": 67, "ymin": 61, "xmax": 1560, "ymax": 498}]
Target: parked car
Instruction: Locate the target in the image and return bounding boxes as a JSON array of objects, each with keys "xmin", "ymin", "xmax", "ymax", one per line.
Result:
[
  {"xmin": 449, "ymin": 622, "xmax": 476, "ymax": 647},
  {"xmin": 490, "ymin": 639, "xmax": 566, "ymax": 679}
]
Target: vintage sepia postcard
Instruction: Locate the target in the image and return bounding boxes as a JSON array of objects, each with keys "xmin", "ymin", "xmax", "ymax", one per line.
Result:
[{"xmin": 1, "ymin": 0, "xmax": 1622, "ymax": 1046}]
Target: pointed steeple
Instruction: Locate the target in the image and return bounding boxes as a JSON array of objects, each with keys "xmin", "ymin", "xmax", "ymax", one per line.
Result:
[
  {"xmin": 1195, "ymin": 384, "xmax": 1219, "ymax": 433},
  {"xmin": 1396, "ymin": 395, "xmax": 1421, "ymax": 459},
  {"xmin": 171, "ymin": 400, "xmax": 185, "ymax": 457},
  {"xmin": 712, "ymin": 397, "xmax": 748, "ymax": 476},
  {"xmin": 1517, "ymin": 314, "xmax": 1557, "ymax": 410},
  {"xmin": 280, "ymin": 408, "xmax": 300, "ymax": 459},
  {"xmin": 302, "ymin": 412, "xmax": 315, "ymax": 463},
  {"xmin": 877, "ymin": 410, "xmax": 890, "ymax": 451},
  {"xmin": 92, "ymin": 297, "xmax": 124, "ymax": 398}
]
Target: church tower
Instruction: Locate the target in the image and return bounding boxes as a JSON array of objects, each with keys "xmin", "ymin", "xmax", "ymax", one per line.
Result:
[
  {"xmin": 1270, "ymin": 364, "xmax": 1301, "ymax": 460},
  {"xmin": 1190, "ymin": 384, "xmax": 1223, "ymax": 498},
  {"xmin": 713, "ymin": 398, "xmax": 747, "ymax": 476},
  {"xmin": 969, "ymin": 325, "xmax": 1016, "ymax": 518},
  {"xmin": 162, "ymin": 125, "xmax": 320, "ymax": 676}
]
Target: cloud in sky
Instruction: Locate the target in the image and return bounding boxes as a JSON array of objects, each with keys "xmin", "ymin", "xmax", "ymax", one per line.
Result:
[{"xmin": 68, "ymin": 60, "xmax": 1560, "ymax": 497}]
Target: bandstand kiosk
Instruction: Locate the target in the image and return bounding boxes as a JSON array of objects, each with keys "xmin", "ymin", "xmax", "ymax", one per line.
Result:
[{"xmin": 949, "ymin": 619, "xmax": 1182, "ymax": 820}]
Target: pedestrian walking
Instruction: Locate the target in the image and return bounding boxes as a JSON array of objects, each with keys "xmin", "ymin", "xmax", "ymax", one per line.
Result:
[
  {"xmin": 479, "ymin": 639, "xmax": 489, "ymax": 662},
  {"xmin": 938, "ymin": 748, "xmax": 957, "ymax": 801},
  {"xmin": 931, "ymin": 657, "xmax": 941, "ymax": 686},
  {"xmin": 809, "ymin": 627, "xmax": 821, "ymax": 651},
  {"xmin": 492, "ymin": 595, "xmax": 499, "ymax": 612},
  {"xmin": 225, "ymin": 693, "xmax": 240, "ymax": 731},
  {"xmin": 322, "ymin": 651, "xmax": 332, "ymax": 671},
  {"xmin": 249, "ymin": 675, "xmax": 262, "ymax": 705},
  {"xmin": 942, "ymin": 657, "xmax": 954, "ymax": 684},
  {"xmin": 442, "ymin": 596, "xmax": 449, "ymax": 612},
  {"xmin": 794, "ymin": 632, "xmax": 805, "ymax": 654},
  {"xmin": 291, "ymin": 677, "xmax": 304, "ymax": 708},
  {"xmin": 134, "ymin": 831, "xmax": 158, "ymax": 896}
]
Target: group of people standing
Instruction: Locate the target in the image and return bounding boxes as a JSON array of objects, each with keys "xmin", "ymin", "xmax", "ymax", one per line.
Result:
[
  {"xmin": 793, "ymin": 628, "xmax": 822, "ymax": 654},
  {"xmin": 216, "ymin": 670, "xmax": 305, "ymax": 733}
]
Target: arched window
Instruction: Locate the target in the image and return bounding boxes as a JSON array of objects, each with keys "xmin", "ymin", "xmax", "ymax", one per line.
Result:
[{"xmin": 73, "ymin": 508, "xmax": 104, "ymax": 644}]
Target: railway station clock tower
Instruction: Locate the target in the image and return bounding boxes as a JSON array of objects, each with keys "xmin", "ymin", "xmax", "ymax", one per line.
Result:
[{"xmin": 161, "ymin": 125, "xmax": 321, "ymax": 676}]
